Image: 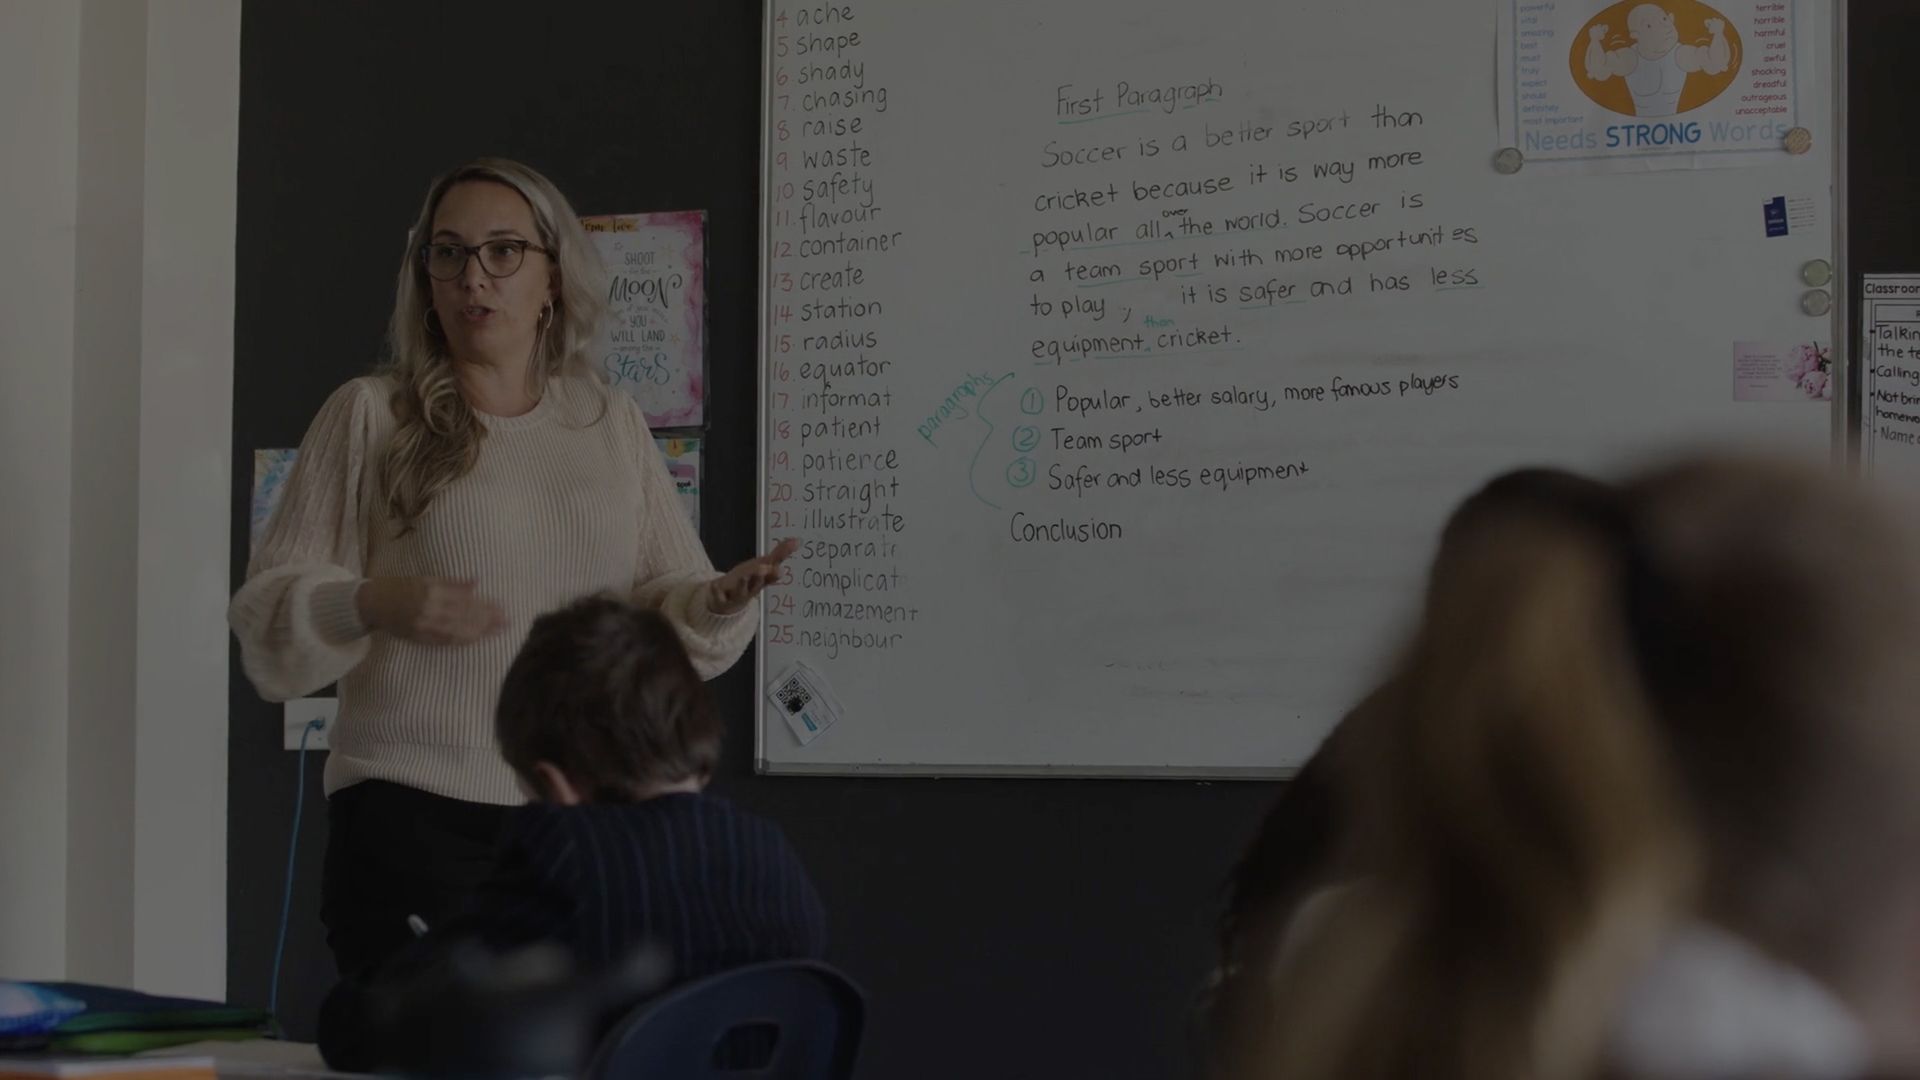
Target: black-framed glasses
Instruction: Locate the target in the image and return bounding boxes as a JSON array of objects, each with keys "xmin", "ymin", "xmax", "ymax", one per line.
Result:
[{"xmin": 420, "ymin": 239, "xmax": 552, "ymax": 281}]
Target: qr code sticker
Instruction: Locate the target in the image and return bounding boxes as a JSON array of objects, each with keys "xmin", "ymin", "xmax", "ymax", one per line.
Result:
[{"xmin": 775, "ymin": 674, "xmax": 812, "ymax": 715}]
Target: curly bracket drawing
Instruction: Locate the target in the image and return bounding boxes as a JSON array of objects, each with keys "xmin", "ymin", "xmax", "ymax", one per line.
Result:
[{"xmin": 967, "ymin": 372, "xmax": 1019, "ymax": 509}]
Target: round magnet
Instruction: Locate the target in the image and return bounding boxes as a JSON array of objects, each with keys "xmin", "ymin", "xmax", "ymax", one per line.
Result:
[
  {"xmin": 1784, "ymin": 127, "xmax": 1813, "ymax": 155},
  {"xmin": 1492, "ymin": 147, "xmax": 1524, "ymax": 174},
  {"xmin": 1801, "ymin": 259, "xmax": 1833, "ymax": 287},
  {"xmin": 1801, "ymin": 289, "xmax": 1832, "ymax": 317}
]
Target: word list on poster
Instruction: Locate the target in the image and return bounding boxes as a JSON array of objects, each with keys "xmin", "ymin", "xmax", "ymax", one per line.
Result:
[
  {"xmin": 1513, "ymin": 2, "xmax": 1559, "ymax": 126},
  {"xmin": 764, "ymin": 2, "xmax": 915, "ymax": 664}
]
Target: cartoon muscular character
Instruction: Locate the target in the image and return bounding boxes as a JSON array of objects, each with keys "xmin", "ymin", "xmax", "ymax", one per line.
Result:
[{"xmin": 1584, "ymin": 5, "xmax": 1732, "ymax": 117}]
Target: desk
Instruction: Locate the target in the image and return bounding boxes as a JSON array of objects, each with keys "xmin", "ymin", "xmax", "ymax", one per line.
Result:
[{"xmin": 137, "ymin": 1042, "xmax": 344, "ymax": 1080}]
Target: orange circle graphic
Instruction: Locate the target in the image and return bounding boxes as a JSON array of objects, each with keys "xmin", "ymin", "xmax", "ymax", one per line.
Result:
[{"xmin": 1568, "ymin": 1, "xmax": 1743, "ymax": 118}]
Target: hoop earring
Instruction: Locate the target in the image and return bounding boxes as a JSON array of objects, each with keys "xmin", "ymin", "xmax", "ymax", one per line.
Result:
[
  {"xmin": 529, "ymin": 302, "xmax": 554, "ymax": 375},
  {"xmin": 422, "ymin": 306, "xmax": 444, "ymax": 338}
]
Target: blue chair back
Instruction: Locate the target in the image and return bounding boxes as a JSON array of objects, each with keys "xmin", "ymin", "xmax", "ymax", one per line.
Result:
[{"xmin": 585, "ymin": 960, "xmax": 864, "ymax": 1079}]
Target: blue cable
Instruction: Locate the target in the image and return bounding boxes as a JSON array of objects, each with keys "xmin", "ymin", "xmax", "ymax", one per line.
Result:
[{"xmin": 269, "ymin": 718, "xmax": 324, "ymax": 1033}]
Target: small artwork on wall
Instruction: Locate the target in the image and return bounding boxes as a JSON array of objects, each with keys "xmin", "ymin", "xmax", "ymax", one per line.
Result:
[
  {"xmin": 656, "ymin": 436, "xmax": 701, "ymax": 532},
  {"xmin": 583, "ymin": 211, "xmax": 708, "ymax": 429},
  {"xmin": 251, "ymin": 448, "xmax": 298, "ymax": 555}
]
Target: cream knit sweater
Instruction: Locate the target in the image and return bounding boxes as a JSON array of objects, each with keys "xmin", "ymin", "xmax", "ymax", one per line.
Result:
[{"xmin": 230, "ymin": 373, "xmax": 755, "ymax": 805}]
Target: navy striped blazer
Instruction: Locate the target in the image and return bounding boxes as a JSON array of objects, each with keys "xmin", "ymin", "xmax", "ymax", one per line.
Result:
[{"xmin": 318, "ymin": 793, "xmax": 826, "ymax": 1072}]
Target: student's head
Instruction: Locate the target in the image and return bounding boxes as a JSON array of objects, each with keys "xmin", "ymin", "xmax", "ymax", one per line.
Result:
[
  {"xmin": 496, "ymin": 595, "xmax": 720, "ymax": 804},
  {"xmin": 1207, "ymin": 468, "xmax": 1618, "ymax": 1058},
  {"xmin": 1231, "ymin": 457, "xmax": 1920, "ymax": 1080},
  {"xmin": 1214, "ymin": 467, "xmax": 1612, "ymax": 987},
  {"xmin": 1434, "ymin": 466, "xmax": 1615, "ymax": 561}
]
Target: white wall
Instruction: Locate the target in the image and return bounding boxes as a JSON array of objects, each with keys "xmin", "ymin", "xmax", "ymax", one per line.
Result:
[
  {"xmin": 133, "ymin": 0, "xmax": 239, "ymax": 997},
  {"xmin": 66, "ymin": 0, "xmax": 147, "ymax": 988},
  {"xmin": 0, "ymin": 0, "xmax": 237, "ymax": 997},
  {"xmin": 0, "ymin": 0, "xmax": 82, "ymax": 980}
]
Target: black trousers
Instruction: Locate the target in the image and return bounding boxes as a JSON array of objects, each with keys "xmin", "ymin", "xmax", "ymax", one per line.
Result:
[{"xmin": 321, "ymin": 779, "xmax": 510, "ymax": 978}]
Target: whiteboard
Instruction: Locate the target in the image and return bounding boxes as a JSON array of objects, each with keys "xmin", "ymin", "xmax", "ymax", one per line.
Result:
[{"xmin": 756, "ymin": 0, "xmax": 1838, "ymax": 776}]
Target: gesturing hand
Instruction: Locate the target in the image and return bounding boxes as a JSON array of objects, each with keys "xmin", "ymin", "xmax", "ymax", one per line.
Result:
[
  {"xmin": 356, "ymin": 577, "xmax": 506, "ymax": 646},
  {"xmin": 709, "ymin": 539, "xmax": 800, "ymax": 615},
  {"xmin": 1591, "ymin": 24, "xmax": 1609, "ymax": 41}
]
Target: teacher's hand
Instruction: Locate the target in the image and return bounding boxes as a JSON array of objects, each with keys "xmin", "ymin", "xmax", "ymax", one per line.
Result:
[
  {"xmin": 356, "ymin": 577, "xmax": 506, "ymax": 646},
  {"xmin": 709, "ymin": 539, "xmax": 800, "ymax": 615}
]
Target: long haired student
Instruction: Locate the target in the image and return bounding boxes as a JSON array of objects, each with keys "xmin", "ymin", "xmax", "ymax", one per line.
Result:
[
  {"xmin": 1207, "ymin": 468, "xmax": 1616, "ymax": 1052},
  {"xmin": 1225, "ymin": 458, "xmax": 1920, "ymax": 1080}
]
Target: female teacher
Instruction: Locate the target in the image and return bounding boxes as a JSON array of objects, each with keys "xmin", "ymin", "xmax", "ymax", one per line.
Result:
[{"xmin": 230, "ymin": 158, "xmax": 792, "ymax": 977}]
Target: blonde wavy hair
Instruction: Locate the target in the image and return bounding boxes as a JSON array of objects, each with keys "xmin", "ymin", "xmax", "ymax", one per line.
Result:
[
  {"xmin": 381, "ymin": 158, "xmax": 609, "ymax": 533},
  {"xmin": 1226, "ymin": 459, "xmax": 1920, "ymax": 1080}
]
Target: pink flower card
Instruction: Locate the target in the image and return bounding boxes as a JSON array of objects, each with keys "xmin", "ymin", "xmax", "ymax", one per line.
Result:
[{"xmin": 1734, "ymin": 341, "xmax": 1830, "ymax": 403}]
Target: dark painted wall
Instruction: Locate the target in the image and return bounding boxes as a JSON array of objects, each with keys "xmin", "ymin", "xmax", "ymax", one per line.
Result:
[
  {"xmin": 226, "ymin": 4, "xmax": 1275, "ymax": 1077},
  {"xmin": 1846, "ymin": 0, "xmax": 1920, "ymax": 445}
]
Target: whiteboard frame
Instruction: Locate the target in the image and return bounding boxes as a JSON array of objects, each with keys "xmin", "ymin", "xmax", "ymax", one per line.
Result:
[
  {"xmin": 754, "ymin": 0, "xmax": 774, "ymax": 773},
  {"xmin": 752, "ymin": 1, "xmax": 1849, "ymax": 779},
  {"xmin": 1834, "ymin": 0, "xmax": 1854, "ymax": 468}
]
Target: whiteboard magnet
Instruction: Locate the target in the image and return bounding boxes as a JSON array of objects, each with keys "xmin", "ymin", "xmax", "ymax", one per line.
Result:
[
  {"xmin": 1492, "ymin": 147, "xmax": 1524, "ymax": 174},
  {"xmin": 1800, "ymin": 289, "xmax": 1832, "ymax": 316},
  {"xmin": 1784, "ymin": 127, "xmax": 1813, "ymax": 155},
  {"xmin": 1800, "ymin": 259, "xmax": 1833, "ymax": 287}
]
